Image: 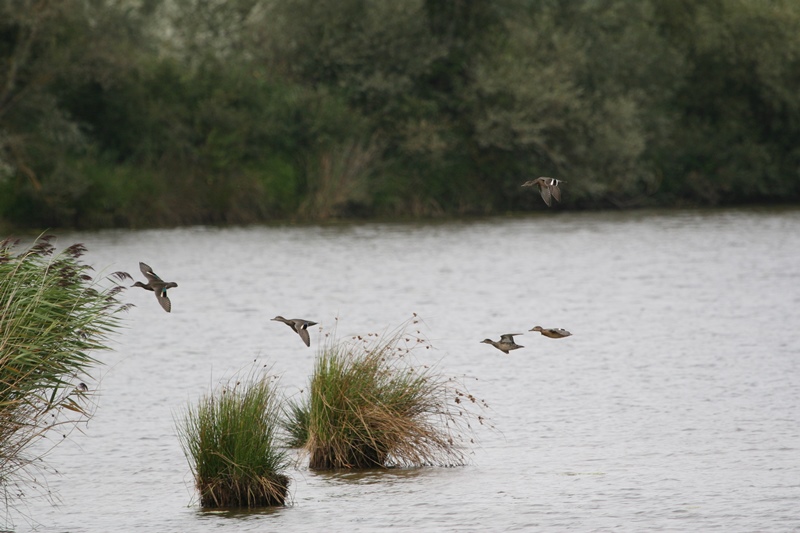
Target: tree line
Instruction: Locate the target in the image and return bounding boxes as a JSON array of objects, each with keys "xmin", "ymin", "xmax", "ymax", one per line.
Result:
[{"xmin": 1, "ymin": 0, "xmax": 799, "ymax": 229}]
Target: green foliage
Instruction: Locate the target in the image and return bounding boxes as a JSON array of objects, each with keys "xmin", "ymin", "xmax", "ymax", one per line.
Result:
[
  {"xmin": 660, "ymin": 0, "xmax": 800, "ymax": 203},
  {"xmin": 294, "ymin": 321, "xmax": 482, "ymax": 470},
  {"xmin": 0, "ymin": 0, "xmax": 157, "ymax": 224},
  {"xmin": 283, "ymin": 396, "xmax": 310, "ymax": 449},
  {"xmin": 3, "ymin": 0, "xmax": 800, "ymax": 229},
  {"xmin": 177, "ymin": 369, "xmax": 290, "ymax": 508},
  {"xmin": 0, "ymin": 235, "xmax": 130, "ymax": 505}
]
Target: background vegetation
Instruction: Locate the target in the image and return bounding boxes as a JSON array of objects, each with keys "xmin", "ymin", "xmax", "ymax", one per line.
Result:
[{"xmin": 2, "ymin": 0, "xmax": 799, "ymax": 228}]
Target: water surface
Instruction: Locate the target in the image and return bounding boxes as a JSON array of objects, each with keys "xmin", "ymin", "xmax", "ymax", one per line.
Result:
[{"xmin": 13, "ymin": 208, "xmax": 800, "ymax": 531}]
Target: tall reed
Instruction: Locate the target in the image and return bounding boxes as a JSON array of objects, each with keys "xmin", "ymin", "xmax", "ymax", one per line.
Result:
[
  {"xmin": 0, "ymin": 235, "xmax": 130, "ymax": 510},
  {"xmin": 295, "ymin": 320, "xmax": 485, "ymax": 470},
  {"xmin": 299, "ymin": 137, "xmax": 383, "ymax": 218},
  {"xmin": 177, "ymin": 370, "xmax": 290, "ymax": 508}
]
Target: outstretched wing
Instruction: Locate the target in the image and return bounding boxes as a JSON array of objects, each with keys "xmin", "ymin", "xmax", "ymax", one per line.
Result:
[
  {"xmin": 139, "ymin": 262, "xmax": 162, "ymax": 283},
  {"xmin": 550, "ymin": 184, "xmax": 562, "ymax": 203},
  {"xmin": 538, "ymin": 185, "xmax": 552, "ymax": 206},
  {"xmin": 291, "ymin": 319, "xmax": 317, "ymax": 347},
  {"xmin": 155, "ymin": 288, "xmax": 172, "ymax": 313},
  {"xmin": 297, "ymin": 327, "xmax": 311, "ymax": 347}
]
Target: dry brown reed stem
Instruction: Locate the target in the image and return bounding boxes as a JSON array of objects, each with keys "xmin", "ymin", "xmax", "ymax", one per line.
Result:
[{"xmin": 300, "ymin": 137, "xmax": 383, "ymax": 218}]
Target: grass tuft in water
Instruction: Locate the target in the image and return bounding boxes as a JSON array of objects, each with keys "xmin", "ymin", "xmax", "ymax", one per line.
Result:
[
  {"xmin": 177, "ymin": 369, "xmax": 290, "ymax": 508},
  {"xmin": 293, "ymin": 318, "xmax": 484, "ymax": 470},
  {"xmin": 283, "ymin": 395, "xmax": 310, "ymax": 449}
]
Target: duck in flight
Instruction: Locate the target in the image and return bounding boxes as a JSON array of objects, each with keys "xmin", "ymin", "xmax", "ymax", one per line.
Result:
[
  {"xmin": 522, "ymin": 177, "xmax": 566, "ymax": 207},
  {"xmin": 272, "ymin": 316, "xmax": 318, "ymax": 347},
  {"xmin": 132, "ymin": 262, "xmax": 178, "ymax": 313},
  {"xmin": 529, "ymin": 326, "xmax": 572, "ymax": 339},
  {"xmin": 480, "ymin": 333, "xmax": 524, "ymax": 354}
]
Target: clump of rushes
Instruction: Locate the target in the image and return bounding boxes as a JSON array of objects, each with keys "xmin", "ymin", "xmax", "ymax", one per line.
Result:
[
  {"xmin": 177, "ymin": 369, "xmax": 290, "ymax": 508},
  {"xmin": 296, "ymin": 318, "xmax": 487, "ymax": 470},
  {"xmin": 0, "ymin": 235, "xmax": 131, "ymax": 507},
  {"xmin": 283, "ymin": 395, "xmax": 310, "ymax": 449}
]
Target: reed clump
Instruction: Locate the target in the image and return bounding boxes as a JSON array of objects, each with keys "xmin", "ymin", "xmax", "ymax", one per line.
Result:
[
  {"xmin": 295, "ymin": 320, "xmax": 485, "ymax": 470},
  {"xmin": 283, "ymin": 395, "xmax": 310, "ymax": 449},
  {"xmin": 0, "ymin": 235, "xmax": 130, "ymax": 508},
  {"xmin": 177, "ymin": 370, "xmax": 290, "ymax": 508}
]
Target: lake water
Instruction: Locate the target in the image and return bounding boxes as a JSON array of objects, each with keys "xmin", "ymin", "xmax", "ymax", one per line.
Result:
[{"xmin": 9, "ymin": 208, "xmax": 800, "ymax": 532}]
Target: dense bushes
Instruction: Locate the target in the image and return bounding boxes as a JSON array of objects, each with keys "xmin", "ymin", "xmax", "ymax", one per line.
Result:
[{"xmin": 2, "ymin": 0, "xmax": 799, "ymax": 229}]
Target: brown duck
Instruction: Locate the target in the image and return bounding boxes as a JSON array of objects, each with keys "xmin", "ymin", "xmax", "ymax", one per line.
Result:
[
  {"xmin": 521, "ymin": 177, "xmax": 566, "ymax": 206},
  {"xmin": 529, "ymin": 326, "xmax": 572, "ymax": 339},
  {"xmin": 480, "ymin": 333, "xmax": 524, "ymax": 354},
  {"xmin": 272, "ymin": 316, "xmax": 318, "ymax": 347},
  {"xmin": 132, "ymin": 262, "xmax": 178, "ymax": 313}
]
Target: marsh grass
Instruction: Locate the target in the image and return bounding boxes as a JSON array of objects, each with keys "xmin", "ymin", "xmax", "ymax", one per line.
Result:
[
  {"xmin": 177, "ymin": 369, "xmax": 290, "ymax": 508},
  {"xmin": 283, "ymin": 396, "xmax": 310, "ymax": 449},
  {"xmin": 296, "ymin": 319, "xmax": 487, "ymax": 470},
  {"xmin": 0, "ymin": 235, "xmax": 130, "ymax": 515}
]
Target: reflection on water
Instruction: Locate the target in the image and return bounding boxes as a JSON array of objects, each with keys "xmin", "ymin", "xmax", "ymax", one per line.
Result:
[
  {"xmin": 12, "ymin": 208, "xmax": 800, "ymax": 532},
  {"xmin": 196, "ymin": 506, "xmax": 284, "ymax": 521},
  {"xmin": 314, "ymin": 467, "xmax": 429, "ymax": 485}
]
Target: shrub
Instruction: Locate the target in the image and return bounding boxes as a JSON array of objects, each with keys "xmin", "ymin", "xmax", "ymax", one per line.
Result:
[
  {"xmin": 0, "ymin": 235, "xmax": 130, "ymax": 512},
  {"xmin": 295, "ymin": 319, "xmax": 485, "ymax": 470},
  {"xmin": 177, "ymin": 369, "xmax": 290, "ymax": 508}
]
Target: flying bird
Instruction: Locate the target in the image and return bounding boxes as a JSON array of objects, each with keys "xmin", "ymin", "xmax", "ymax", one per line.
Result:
[
  {"xmin": 522, "ymin": 177, "xmax": 566, "ymax": 206},
  {"xmin": 272, "ymin": 316, "xmax": 318, "ymax": 347},
  {"xmin": 132, "ymin": 262, "xmax": 178, "ymax": 313},
  {"xmin": 480, "ymin": 333, "xmax": 524, "ymax": 354},
  {"xmin": 529, "ymin": 326, "xmax": 572, "ymax": 339}
]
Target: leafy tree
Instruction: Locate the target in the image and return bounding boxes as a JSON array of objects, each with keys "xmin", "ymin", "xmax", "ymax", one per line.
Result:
[
  {"xmin": 659, "ymin": 0, "xmax": 800, "ymax": 203},
  {"xmin": 0, "ymin": 0, "xmax": 161, "ymax": 225},
  {"xmin": 3, "ymin": 0, "xmax": 800, "ymax": 228}
]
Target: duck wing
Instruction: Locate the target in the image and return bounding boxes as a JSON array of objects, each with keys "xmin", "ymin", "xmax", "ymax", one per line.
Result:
[
  {"xmin": 292, "ymin": 319, "xmax": 317, "ymax": 347},
  {"xmin": 297, "ymin": 327, "xmax": 311, "ymax": 347},
  {"xmin": 155, "ymin": 287, "xmax": 172, "ymax": 313},
  {"xmin": 538, "ymin": 185, "xmax": 552, "ymax": 206},
  {"xmin": 139, "ymin": 262, "xmax": 163, "ymax": 284},
  {"xmin": 550, "ymin": 184, "xmax": 562, "ymax": 203}
]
